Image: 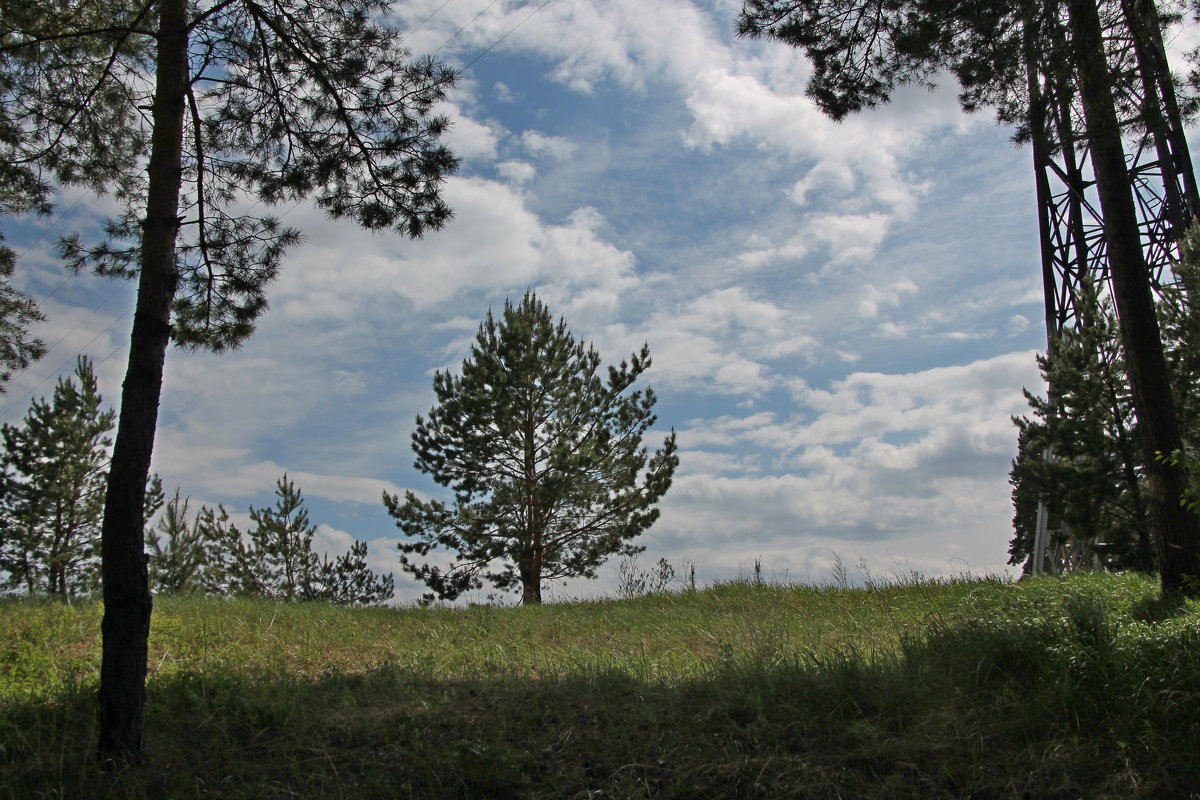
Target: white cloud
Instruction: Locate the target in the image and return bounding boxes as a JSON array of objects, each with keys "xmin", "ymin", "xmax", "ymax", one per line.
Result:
[
  {"xmin": 1009, "ymin": 314, "xmax": 1032, "ymax": 333},
  {"xmin": 497, "ymin": 160, "xmax": 536, "ymax": 184},
  {"xmin": 808, "ymin": 212, "xmax": 894, "ymax": 267},
  {"xmin": 521, "ymin": 131, "xmax": 578, "ymax": 160},
  {"xmin": 314, "ymin": 523, "xmax": 356, "ymax": 557},
  {"xmin": 602, "ymin": 287, "xmax": 817, "ymax": 396},
  {"xmin": 442, "ymin": 110, "xmax": 502, "ymax": 162},
  {"xmin": 789, "ymin": 161, "xmax": 857, "ymax": 206},
  {"xmin": 857, "ymin": 280, "xmax": 919, "ymax": 319},
  {"xmin": 644, "ymin": 351, "xmax": 1041, "ymax": 578}
]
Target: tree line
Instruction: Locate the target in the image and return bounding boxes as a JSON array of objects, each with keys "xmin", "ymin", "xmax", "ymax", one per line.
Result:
[
  {"xmin": 0, "ymin": 357, "xmax": 392, "ymax": 605},
  {"xmin": 1, "ymin": 290, "xmax": 679, "ymax": 610}
]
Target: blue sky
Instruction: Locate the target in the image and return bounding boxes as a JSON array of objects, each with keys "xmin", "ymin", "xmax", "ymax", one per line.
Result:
[{"xmin": 7, "ymin": 0, "xmax": 1160, "ymax": 601}]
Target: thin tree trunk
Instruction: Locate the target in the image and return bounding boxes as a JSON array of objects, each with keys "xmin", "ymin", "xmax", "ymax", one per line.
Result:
[
  {"xmin": 97, "ymin": 0, "xmax": 187, "ymax": 766},
  {"xmin": 1068, "ymin": 0, "xmax": 1200, "ymax": 594}
]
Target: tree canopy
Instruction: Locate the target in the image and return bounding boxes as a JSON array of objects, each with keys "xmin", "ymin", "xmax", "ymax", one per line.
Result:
[{"xmin": 386, "ymin": 292, "xmax": 679, "ymax": 605}]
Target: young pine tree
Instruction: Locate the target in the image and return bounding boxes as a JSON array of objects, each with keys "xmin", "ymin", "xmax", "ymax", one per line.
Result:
[
  {"xmin": 145, "ymin": 489, "xmax": 207, "ymax": 595},
  {"xmin": 385, "ymin": 291, "xmax": 679, "ymax": 605},
  {"xmin": 0, "ymin": 357, "xmax": 114, "ymax": 596},
  {"xmin": 192, "ymin": 475, "xmax": 393, "ymax": 605},
  {"xmin": 1008, "ymin": 285, "xmax": 1152, "ymax": 573}
]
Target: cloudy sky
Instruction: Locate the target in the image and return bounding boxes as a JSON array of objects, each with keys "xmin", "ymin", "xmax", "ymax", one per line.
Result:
[{"xmin": 7, "ymin": 0, "xmax": 1136, "ymax": 602}]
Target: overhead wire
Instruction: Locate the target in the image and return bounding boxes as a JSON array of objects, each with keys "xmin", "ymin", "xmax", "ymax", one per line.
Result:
[
  {"xmin": 407, "ymin": 0, "xmax": 457, "ymax": 35},
  {"xmin": 461, "ymin": 0, "xmax": 556, "ymax": 72},
  {"xmin": 11, "ymin": 191, "xmax": 95, "ymax": 306},
  {"xmin": 0, "ymin": 307, "xmax": 132, "ymax": 419},
  {"xmin": 431, "ymin": 0, "xmax": 502, "ymax": 55}
]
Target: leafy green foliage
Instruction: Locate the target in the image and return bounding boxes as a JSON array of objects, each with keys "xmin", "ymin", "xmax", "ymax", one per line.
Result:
[
  {"xmin": 0, "ymin": 241, "xmax": 45, "ymax": 390},
  {"xmin": 386, "ymin": 292, "xmax": 678, "ymax": 604},
  {"xmin": 145, "ymin": 490, "xmax": 208, "ymax": 595},
  {"xmin": 0, "ymin": 1, "xmax": 151, "ymax": 388},
  {"xmin": 735, "ymin": 1, "xmax": 1169, "ymax": 136},
  {"xmin": 0, "ymin": 357, "xmax": 114, "ymax": 596},
  {"xmin": 0, "ymin": 0, "xmax": 150, "ymax": 205}
]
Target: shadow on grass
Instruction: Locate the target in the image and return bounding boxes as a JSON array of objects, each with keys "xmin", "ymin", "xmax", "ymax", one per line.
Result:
[
  {"xmin": 5, "ymin": 603, "xmax": 1200, "ymax": 800},
  {"xmin": 1129, "ymin": 589, "xmax": 1193, "ymax": 624}
]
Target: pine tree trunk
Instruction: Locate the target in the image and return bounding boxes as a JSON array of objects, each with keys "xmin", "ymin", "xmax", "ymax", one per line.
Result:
[
  {"xmin": 97, "ymin": 0, "xmax": 187, "ymax": 766},
  {"xmin": 519, "ymin": 557, "xmax": 542, "ymax": 604},
  {"xmin": 1068, "ymin": 0, "xmax": 1200, "ymax": 594}
]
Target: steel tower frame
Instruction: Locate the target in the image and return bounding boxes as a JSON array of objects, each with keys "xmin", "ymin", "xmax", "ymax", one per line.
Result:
[{"xmin": 1025, "ymin": 0, "xmax": 1199, "ymax": 574}]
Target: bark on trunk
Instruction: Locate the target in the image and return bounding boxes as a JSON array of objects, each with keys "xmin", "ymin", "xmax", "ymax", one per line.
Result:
[
  {"xmin": 97, "ymin": 0, "xmax": 187, "ymax": 767},
  {"xmin": 519, "ymin": 557, "xmax": 542, "ymax": 604},
  {"xmin": 1068, "ymin": 0, "xmax": 1200, "ymax": 594}
]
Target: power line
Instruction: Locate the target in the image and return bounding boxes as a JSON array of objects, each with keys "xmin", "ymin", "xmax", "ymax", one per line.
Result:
[
  {"xmin": 461, "ymin": 0, "xmax": 557, "ymax": 72},
  {"xmin": 432, "ymin": 0, "xmax": 502, "ymax": 55},
  {"xmin": 408, "ymin": 0, "xmax": 457, "ymax": 35},
  {"xmin": 11, "ymin": 191, "xmax": 94, "ymax": 306},
  {"xmin": 35, "ymin": 280, "xmax": 129, "ymax": 363},
  {"xmin": 0, "ymin": 306, "xmax": 132, "ymax": 420}
]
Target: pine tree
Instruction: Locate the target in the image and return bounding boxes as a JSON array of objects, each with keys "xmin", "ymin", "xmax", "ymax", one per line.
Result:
[
  {"xmin": 314, "ymin": 540, "xmax": 395, "ymax": 607},
  {"xmin": 385, "ymin": 292, "xmax": 679, "ymax": 605},
  {"xmin": 1010, "ymin": 222, "xmax": 1200, "ymax": 574},
  {"xmin": 1, "ymin": 1, "xmax": 146, "ymax": 388},
  {"xmin": 4, "ymin": 0, "xmax": 458, "ymax": 762},
  {"xmin": 0, "ymin": 357, "xmax": 113, "ymax": 596},
  {"xmin": 145, "ymin": 489, "xmax": 207, "ymax": 595},
  {"xmin": 245, "ymin": 475, "xmax": 320, "ymax": 602},
  {"xmin": 1008, "ymin": 285, "xmax": 1153, "ymax": 572},
  {"xmin": 191, "ymin": 475, "xmax": 393, "ymax": 605},
  {"xmin": 0, "ymin": 242, "xmax": 45, "ymax": 391}
]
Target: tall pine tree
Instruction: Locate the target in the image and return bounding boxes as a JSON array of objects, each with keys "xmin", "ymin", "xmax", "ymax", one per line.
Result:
[
  {"xmin": 1009, "ymin": 283, "xmax": 1152, "ymax": 573},
  {"xmin": 738, "ymin": 0, "xmax": 1200, "ymax": 593},
  {"xmin": 0, "ymin": 357, "xmax": 113, "ymax": 596},
  {"xmin": 386, "ymin": 292, "xmax": 678, "ymax": 605}
]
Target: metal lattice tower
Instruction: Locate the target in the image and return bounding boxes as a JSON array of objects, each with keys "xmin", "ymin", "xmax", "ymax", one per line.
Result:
[{"xmin": 1025, "ymin": 0, "xmax": 1199, "ymax": 574}]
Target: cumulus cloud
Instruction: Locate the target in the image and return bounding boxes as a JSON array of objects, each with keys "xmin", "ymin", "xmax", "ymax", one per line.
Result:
[
  {"xmin": 497, "ymin": 160, "xmax": 536, "ymax": 184},
  {"xmin": 3, "ymin": 2, "xmax": 1049, "ymax": 603},
  {"xmin": 598, "ymin": 287, "xmax": 818, "ymax": 396},
  {"xmin": 647, "ymin": 351, "xmax": 1042, "ymax": 578}
]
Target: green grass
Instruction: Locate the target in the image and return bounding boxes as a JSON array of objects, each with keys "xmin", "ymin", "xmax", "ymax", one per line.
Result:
[{"xmin": 2, "ymin": 572, "xmax": 1199, "ymax": 798}]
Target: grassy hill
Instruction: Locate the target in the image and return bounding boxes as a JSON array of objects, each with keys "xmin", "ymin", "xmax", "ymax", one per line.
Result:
[{"xmin": 2, "ymin": 572, "xmax": 1199, "ymax": 798}]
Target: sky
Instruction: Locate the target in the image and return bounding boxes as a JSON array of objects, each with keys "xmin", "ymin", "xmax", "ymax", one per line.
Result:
[{"xmin": 6, "ymin": 0, "xmax": 1153, "ymax": 602}]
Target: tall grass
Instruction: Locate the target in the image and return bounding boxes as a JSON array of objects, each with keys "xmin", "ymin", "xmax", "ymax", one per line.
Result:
[{"xmin": 2, "ymin": 572, "xmax": 1198, "ymax": 798}]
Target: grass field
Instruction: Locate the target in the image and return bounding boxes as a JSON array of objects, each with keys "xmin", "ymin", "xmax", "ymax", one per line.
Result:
[{"xmin": 2, "ymin": 571, "xmax": 1199, "ymax": 798}]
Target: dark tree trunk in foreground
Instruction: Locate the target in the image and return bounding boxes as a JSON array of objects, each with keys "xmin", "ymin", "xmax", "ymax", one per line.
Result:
[
  {"xmin": 1069, "ymin": 0, "xmax": 1200, "ymax": 594},
  {"xmin": 97, "ymin": 0, "xmax": 187, "ymax": 766}
]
